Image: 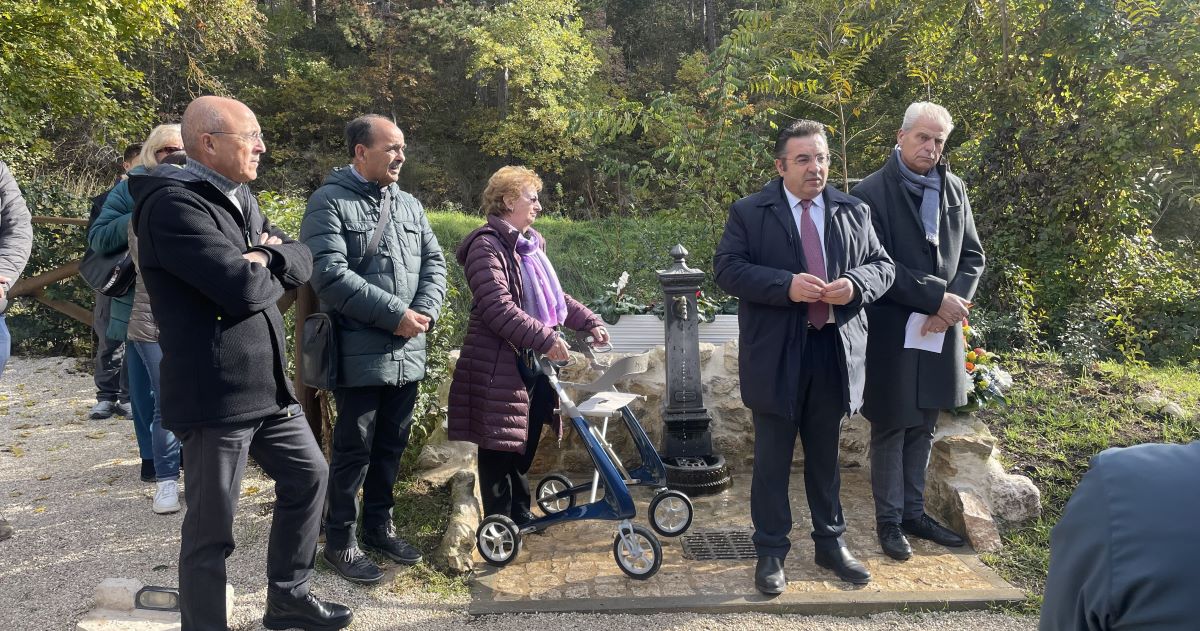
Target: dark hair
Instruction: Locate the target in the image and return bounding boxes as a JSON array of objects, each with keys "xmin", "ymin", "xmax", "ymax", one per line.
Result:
[
  {"xmin": 773, "ymin": 120, "xmax": 827, "ymax": 159},
  {"xmin": 123, "ymin": 143, "xmax": 144, "ymax": 162},
  {"xmin": 344, "ymin": 114, "xmax": 391, "ymax": 159},
  {"xmin": 159, "ymin": 150, "xmax": 188, "ymax": 166}
]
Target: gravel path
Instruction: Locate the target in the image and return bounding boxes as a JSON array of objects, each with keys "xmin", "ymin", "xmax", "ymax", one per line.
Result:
[{"xmin": 0, "ymin": 356, "xmax": 1037, "ymax": 630}]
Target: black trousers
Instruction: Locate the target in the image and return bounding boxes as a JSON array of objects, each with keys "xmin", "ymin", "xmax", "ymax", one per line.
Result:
[
  {"xmin": 750, "ymin": 327, "xmax": 847, "ymax": 559},
  {"xmin": 870, "ymin": 409, "xmax": 938, "ymax": 525},
  {"xmin": 477, "ymin": 374, "xmax": 555, "ymax": 518},
  {"xmin": 324, "ymin": 381, "xmax": 419, "ymax": 549},
  {"xmin": 92, "ymin": 293, "xmax": 128, "ymax": 403},
  {"xmin": 177, "ymin": 406, "xmax": 327, "ymax": 631}
]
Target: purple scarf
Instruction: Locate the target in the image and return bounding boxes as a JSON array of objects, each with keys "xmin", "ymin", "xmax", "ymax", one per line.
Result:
[{"xmin": 515, "ymin": 229, "xmax": 568, "ymax": 327}]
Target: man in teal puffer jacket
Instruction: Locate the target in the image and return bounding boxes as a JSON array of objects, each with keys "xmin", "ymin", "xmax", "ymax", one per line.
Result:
[{"xmin": 301, "ymin": 114, "xmax": 446, "ymax": 584}]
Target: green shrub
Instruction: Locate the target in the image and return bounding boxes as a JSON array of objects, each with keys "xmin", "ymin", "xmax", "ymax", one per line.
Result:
[{"xmin": 6, "ymin": 176, "xmax": 96, "ymax": 356}]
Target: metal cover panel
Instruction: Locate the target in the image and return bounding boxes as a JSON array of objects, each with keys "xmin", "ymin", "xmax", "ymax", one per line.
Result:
[{"xmin": 680, "ymin": 529, "xmax": 757, "ymax": 560}]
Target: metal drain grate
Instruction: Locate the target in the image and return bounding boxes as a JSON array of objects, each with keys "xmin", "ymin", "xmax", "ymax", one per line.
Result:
[{"xmin": 680, "ymin": 529, "xmax": 757, "ymax": 560}]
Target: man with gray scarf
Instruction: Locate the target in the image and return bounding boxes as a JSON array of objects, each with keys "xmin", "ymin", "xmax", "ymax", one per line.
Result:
[{"xmin": 851, "ymin": 102, "xmax": 986, "ymax": 561}]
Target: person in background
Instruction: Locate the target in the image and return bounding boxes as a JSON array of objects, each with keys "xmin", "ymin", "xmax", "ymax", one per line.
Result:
[
  {"xmin": 302, "ymin": 115, "xmax": 447, "ymax": 584},
  {"xmin": 713, "ymin": 120, "xmax": 895, "ymax": 592},
  {"xmin": 448, "ymin": 166, "xmax": 609, "ymax": 532},
  {"xmin": 87, "ymin": 142, "xmax": 142, "ymax": 421},
  {"xmin": 0, "ymin": 159, "xmax": 34, "ymax": 543},
  {"xmin": 852, "ymin": 102, "xmax": 986, "ymax": 561},
  {"xmin": 1040, "ymin": 441, "xmax": 1200, "ymax": 630},
  {"xmin": 126, "ymin": 148, "xmax": 186, "ymax": 514},
  {"xmin": 89, "ymin": 126, "xmax": 183, "ymax": 484}
]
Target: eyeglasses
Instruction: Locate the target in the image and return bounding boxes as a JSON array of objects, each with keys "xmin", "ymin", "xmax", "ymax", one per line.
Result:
[
  {"xmin": 154, "ymin": 146, "xmax": 183, "ymax": 155},
  {"xmin": 786, "ymin": 153, "xmax": 831, "ymax": 167},
  {"xmin": 207, "ymin": 131, "xmax": 266, "ymax": 144}
]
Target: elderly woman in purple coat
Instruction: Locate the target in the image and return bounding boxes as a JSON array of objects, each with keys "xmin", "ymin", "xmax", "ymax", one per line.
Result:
[{"xmin": 447, "ymin": 166, "xmax": 609, "ymax": 526}]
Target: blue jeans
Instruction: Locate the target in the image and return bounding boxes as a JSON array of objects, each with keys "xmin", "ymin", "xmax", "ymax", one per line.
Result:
[
  {"xmin": 123, "ymin": 340, "xmax": 158, "ymax": 464},
  {"xmin": 0, "ymin": 314, "xmax": 10, "ymax": 380},
  {"xmin": 130, "ymin": 341, "xmax": 180, "ymax": 480}
]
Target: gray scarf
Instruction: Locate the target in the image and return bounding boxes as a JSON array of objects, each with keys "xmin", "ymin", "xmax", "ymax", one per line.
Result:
[{"xmin": 894, "ymin": 147, "xmax": 942, "ymax": 246}]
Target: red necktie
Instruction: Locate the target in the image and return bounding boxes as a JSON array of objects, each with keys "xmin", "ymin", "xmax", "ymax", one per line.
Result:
[{"xmin": 799, "ymin": 199, "xmax": 829, "ymax": 329}]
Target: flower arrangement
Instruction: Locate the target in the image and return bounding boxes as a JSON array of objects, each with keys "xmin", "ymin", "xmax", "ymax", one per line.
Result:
[
  {"xmin": 955, "ymin": 320, "xmax": 1013, "ymax": 413},
  {"xmin": 589, "ymin": 272, "xmax": 736, "ymax": 324}
]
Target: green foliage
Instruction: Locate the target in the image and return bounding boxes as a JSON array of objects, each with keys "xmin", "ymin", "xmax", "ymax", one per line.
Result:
[
  {"xmin": 578, "ymin": 42, "xmax": 777, "ymax": 226},
  {"xmin": 5, "ymin": 176, "xmax": 95, "ymax": 356},
  {"xmin": 980, "ymin": 353, "xmax": 1200, "ymax": 604},
  {"xmin": 0, "ymin": 0, "xmax": 184, "ymax": 163},
  {"xmin": 461, "ymin": 0, "xmax": 604, "ymax": 172},
  {"xmin": 737, "ymin": 0, "xmax": 906, "ymax": 188}
]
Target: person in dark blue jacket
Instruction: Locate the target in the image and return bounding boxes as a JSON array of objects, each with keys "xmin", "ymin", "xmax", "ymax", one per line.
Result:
[
  {"xmin": 714, "ymin": 120, "xmax": 894, "ymax": 593},
  {"xmin": 1040, "ymin": 440, "xmax": 1200, "ymax": 630}
]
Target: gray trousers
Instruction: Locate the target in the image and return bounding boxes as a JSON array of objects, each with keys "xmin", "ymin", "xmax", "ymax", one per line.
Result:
[
  {"xmin": 176, "ymin": 406, "xmax": 327, "ymax": 631},
  {"xmin": 92, "ymin": 294, "xmax": 128, "ymax": 403},
  {"xmin": 869, "ymin": 409, "xmax": 938, "ymax": 525}
]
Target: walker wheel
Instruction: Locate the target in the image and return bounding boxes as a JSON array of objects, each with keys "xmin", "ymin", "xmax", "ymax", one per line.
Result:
[
  {"xmin": 612, "ymin": 524, "xmax": 662, "ymax": 579},
  {"xmin": 535, "ymin": 474, "xmax": 576, "ymax": 515},
  {"xmin": 648, "ymin": 489, "xmax": 693, "ymax": 537},
  {"xmin": 476, "ymin": 515, "xmax": 521, "ymax": 566}
]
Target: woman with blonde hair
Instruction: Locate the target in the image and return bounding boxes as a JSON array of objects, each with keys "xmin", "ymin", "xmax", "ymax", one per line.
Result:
[
  {"xmin": 88, "ymin": 124, "xmax": 184, "ymax": 512},
  {"xmin": 448, "ymin": 165, "xmax": 609, "ymax": 527}
]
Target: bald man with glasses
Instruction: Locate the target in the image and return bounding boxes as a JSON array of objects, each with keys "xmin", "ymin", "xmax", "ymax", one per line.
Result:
[{"xmin": 131, "ymin": 96, "xmax": 350, "ymax": 631}]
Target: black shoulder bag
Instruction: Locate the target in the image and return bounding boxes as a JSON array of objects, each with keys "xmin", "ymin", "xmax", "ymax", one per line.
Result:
[
  {"xmin": 80, "ymin": 189, "xmax": 137, "ymax": 297},
  {"xmin": 300, "ymin": 202, "xmax": 391, "ymax": 390}
]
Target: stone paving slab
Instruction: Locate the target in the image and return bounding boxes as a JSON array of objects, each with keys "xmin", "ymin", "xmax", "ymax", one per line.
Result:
[{"xmin": 470, "ymin": 468, "xmax": 1024, "ymax": 616}]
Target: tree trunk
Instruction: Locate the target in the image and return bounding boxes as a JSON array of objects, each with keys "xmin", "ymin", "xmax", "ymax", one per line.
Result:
[{"xmin": 703, "ymin": 0, "xmax": 718, "ymax": 52}]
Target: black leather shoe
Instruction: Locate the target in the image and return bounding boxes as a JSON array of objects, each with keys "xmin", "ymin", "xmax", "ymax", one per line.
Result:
[
  {"xmin": 902, "ymin": 513, "xmax": 965, "ymax": 547},
  {"xmin": 814, "ymin": 547, "xmax": 871, "ymax": 585},
  {"xmin": 322, "ymin": 545, "xmax": 384, "ymax": 584},
  {"xmin": 362, "ymin": 522, "xmax": 423, "ymax": 565},
  {"xmin": 262, "ymin": 591, "xmax": 352, "ymax": 631},
  {"xmin": 877, "ymin": 522, "xmax": 913, "ymax": 561},
  {"xmin": 754, "ymin": 556, "xmax": 786, "ymax": 595}
]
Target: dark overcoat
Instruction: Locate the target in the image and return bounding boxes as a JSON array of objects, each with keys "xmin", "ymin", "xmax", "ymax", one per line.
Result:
[
  {"xmin": 131, "ymin": 168, "xmax": 312, "ymax": 430},
  {"xmin": 446, "ymin": 215, "xmax": 602, "ymax": 453},
  {"xmin": 851, "ymin": 153, "xmax": 985, "ymax": 429},
  {"xmin": 713, "ymin": 178, "xmax": 895, "ymax": 419}
]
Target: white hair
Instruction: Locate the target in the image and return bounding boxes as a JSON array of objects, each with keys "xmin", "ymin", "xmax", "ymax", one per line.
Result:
[{"xmin": 901, "ymin": 102, "xmax": 954, "ymax": 134}]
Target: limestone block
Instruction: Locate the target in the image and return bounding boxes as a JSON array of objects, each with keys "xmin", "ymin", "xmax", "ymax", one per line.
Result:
[
  {"xmin": 698, "ymin": 342, "xmax": 716, "ymax": 364},
  {"xmin": 1161, "ymin": 401, "xmax": 1186, "ymax": 420},
  {"xmin": 437, "ymin": 351, "xmax": 460, "ymax": 407},
  {"xmin": 433, "ymin": 469, "xmax": 480, "ymax": 574},
  {"xmin": 722, "ymin": 339, "xmax": 739, "ymax": 373},
  {"xmin": 839, "ymin": 414, "xmax": 871, "ymax": 468},
  {"xmin": 988, "ymin": 465, "xmax": 1042, "ymax": 527},
  {"xmin": 95, "ymin": 578, "xmax": 143, "ymax": 611},
  {"xmin": 954, "ymin": 488, "xmax": 1003, "ymax": 553},
  {"xmin": 1134, "ymin": 393, "xmax": 1167, "ymax": 413}
]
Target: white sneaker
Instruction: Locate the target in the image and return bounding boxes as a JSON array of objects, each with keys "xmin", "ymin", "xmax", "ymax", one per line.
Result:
[{"xmin": 152, "ymin": 480, "xmax": 181, "ymax": 514}]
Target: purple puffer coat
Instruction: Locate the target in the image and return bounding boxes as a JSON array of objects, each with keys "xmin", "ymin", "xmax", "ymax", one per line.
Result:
[{"xmin": 447, "ymin": 215, "xmax": 602, "ymax": 453}]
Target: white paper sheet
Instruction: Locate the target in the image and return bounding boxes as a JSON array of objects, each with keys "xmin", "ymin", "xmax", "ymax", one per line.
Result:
[{"xmin": 904, "ymin": 313, "xmax": 946, "ymax": 353}]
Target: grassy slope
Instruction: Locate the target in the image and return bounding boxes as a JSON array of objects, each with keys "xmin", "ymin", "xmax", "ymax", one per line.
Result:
[{"xmin": 977, "ymin": 353, "xmax": 1200, "ymax": 612}]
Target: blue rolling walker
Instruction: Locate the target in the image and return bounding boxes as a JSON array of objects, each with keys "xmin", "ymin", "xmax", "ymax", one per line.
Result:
[{"xmin": 474, "ymin": 348, "xmax": 695, "ymax": 579}]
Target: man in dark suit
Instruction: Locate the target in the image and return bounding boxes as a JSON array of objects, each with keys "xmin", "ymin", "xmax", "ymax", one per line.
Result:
[
  {"xmin": 132, "ymin": 96, "xmax": 350, "ymax": 631},
  {"xmin": 1041, "ymin": 441, "xmax": 1200, "ymax": 630},
  {"xmin": 714, "ymin": 120, "xmax": 894, "ymax": 593},
  {"xmin": 851, "ymin": 102, "xmax": 985, "ymax": 561}
]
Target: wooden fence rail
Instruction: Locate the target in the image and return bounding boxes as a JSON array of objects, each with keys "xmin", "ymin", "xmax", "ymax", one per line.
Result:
[{"xmin": 11, "ymin": 216, "xmax": 325, "ymax": 441}]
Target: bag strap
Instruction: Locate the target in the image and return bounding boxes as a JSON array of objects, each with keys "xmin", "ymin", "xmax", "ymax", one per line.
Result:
[{"xmin": 357, "ymin": 189, "xmax": 391, "ymax": 273}]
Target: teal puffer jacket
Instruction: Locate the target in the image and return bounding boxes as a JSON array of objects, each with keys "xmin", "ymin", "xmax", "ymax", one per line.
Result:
[
  {"xmin": 88, "ymin": 165, "xmax": 147, "ymax": 341},
  {"xmin": 300, "ymin": 167, "xmax": 447, "ymax": 387}
]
